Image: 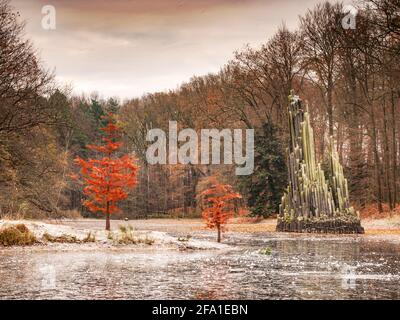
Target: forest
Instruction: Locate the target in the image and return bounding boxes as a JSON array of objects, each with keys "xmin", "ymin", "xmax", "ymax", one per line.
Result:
[{"xmin": 1, "ymin": 0, "xmax": 400, "ymax": 221}]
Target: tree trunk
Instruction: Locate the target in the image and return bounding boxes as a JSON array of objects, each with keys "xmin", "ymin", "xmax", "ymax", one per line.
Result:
[
  {"xmin": 337, "ymin": 121, "xmax": 344, "ymax": 164},
  {"xmin": 145, "ymin": 164, "xmax": 150, "ymax": 216},
  {"xmin": 348, "ymin": 112, "xmax": 364, "ymax": 207},
  {"xmin": 217, "ymin": 225, "xmax": 221, "ymax": 243},
  {"xmin": 106, "ymin": 202, "xmax": 110, "ymax": 231},
  {"xmin": 327, "ymin": 84, "xmax": 334, "ymax": 137},
  {"xmin": 370, "ymin": 104, "xmax": 384, "ymax": 213},
  {"xmin": 382, "ymin": 95, "xmax": 393, "ymax": 210},
  {"xmin": 391, "ymin": 90, "xmax": 397, "ymax": 207}
]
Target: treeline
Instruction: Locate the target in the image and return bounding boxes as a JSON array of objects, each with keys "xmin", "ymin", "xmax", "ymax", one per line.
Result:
[{"xmin": 0, "ymin": 0, "xmax": 399, "ymax": 219}]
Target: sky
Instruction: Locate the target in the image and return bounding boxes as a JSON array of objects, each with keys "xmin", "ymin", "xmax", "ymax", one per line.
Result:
[{"xmin": 11, "ymin": 0, "xmax": 341, "ymax": 99}]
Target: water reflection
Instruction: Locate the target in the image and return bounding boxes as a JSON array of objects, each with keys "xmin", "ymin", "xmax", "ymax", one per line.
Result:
[{"xmin": 0, "ymin": 233, "xmax": 399, "ymax": 299}]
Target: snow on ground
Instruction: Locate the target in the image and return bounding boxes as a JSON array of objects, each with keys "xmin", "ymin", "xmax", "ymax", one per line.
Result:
[
  {"xmin": 0, "ymin": 220, "xmax": 229, "ymax": 251},
  {"xmin": 363, "ymin": 215, "xmax": 400, "ymax": 230},
  {"xmin": 1, "ymin": 216, "xmax": 399, "ymax": 250}
]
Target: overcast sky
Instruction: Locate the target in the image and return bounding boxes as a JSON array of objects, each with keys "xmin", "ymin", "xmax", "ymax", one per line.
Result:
[{"xmin": 11, "ymin": 0, "xmax": 344, "ymax": 99}]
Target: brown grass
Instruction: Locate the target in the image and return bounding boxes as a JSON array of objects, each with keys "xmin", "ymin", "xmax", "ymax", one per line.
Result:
[
  {"xmin": 42, "ymin": 231, "xmax": 96, "ymax": 243},
  {"xmin": 58, "ymin": 209, "xmax": 82, "ymax": 219},
  {"xmin": 42, "ymin": 232, "xmax": 80, "ymax": 243},
  {"xmin": 0, "ymin": 212, "xmax": 27, "ymax": 220},
  {"xmin": 235, "ymin": 215, "xmax": 266, "ymax": 224},
  {"xmin": 226, "ymin": 220, "xmax": 276, "ymax": 233},
  {"xmin": 116, "ymin": 225, "xmax": 154, "ymax": 245},
  {"xmin": 0, "ymin": 224, "xmax": 37, "ymax": 246},
  {"xmin": 192, "ymin": 218, "xmax": 276, "ymax": 233},
  {"xmin": 1, "ymin": 209, "xmax": 82, "ymax": 220},
  {"xmin": 365, "ymin": 229, "xmax": 400, "ymax": 235},
  {"xmin": 360, "ymin": 204, "xmax": 400, "ymax": 219}
]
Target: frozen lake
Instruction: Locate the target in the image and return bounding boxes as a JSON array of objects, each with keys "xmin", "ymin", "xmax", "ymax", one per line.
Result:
[{"xmin": 1, "ymin": 221, "xmax": 399, "ymax": 299}]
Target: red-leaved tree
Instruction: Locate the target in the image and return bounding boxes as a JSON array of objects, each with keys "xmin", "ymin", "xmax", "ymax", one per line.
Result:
[
  {"xmin": 74, "ymin": 113, "xmax": 139, "ymax": 230},
  {"xmin": 200, "ymin": 177, "xmax": 242, "ymax": 242}
]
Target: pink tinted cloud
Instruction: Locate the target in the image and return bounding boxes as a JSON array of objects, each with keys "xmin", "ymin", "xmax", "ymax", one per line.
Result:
[{"xmin": 11, "ymin": 0, "xmax": 326, "ymax": 98}]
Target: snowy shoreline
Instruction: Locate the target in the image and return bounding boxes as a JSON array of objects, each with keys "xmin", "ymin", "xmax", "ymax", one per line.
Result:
[
  {"xmin": 1, "ymin": 216, "xmax": 400, "ymax": 251},
  {"xmin": 0, "ymin": 220, "xmax": 229, "ymax": 251}
]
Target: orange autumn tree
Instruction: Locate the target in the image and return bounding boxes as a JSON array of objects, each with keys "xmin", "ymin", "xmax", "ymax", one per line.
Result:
[
  {"xmin": 74, "ymin": 113, "xmax": 139, "ymax": 231},
  {"xmin": 200, "ymin": 177, "xmax": 242, "ymax": 242}
]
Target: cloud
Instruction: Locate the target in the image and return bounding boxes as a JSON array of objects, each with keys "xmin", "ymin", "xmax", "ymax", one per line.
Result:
[{"xmin": 11, "ymin": 0, "xmax": 326, "ymax": 98}]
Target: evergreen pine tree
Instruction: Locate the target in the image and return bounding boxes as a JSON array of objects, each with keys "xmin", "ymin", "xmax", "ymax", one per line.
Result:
[{"xmin": 239, "ymin": 122, "xmax": 287, "ymax": 217}]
